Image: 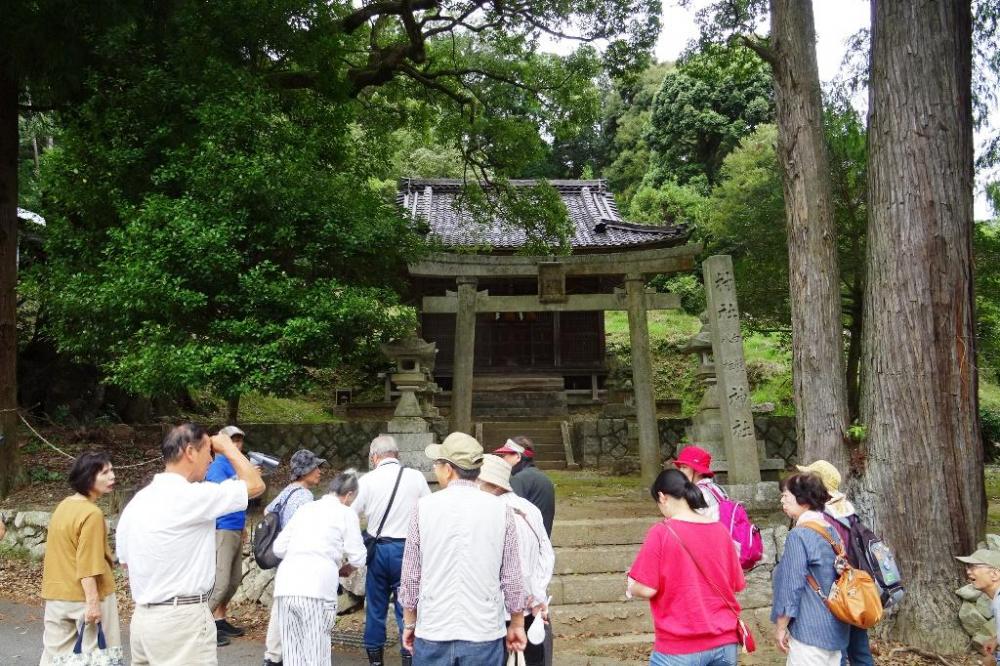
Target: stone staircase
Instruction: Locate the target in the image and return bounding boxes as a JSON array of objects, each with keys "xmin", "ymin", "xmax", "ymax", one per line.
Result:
[
  {"xmin": 548, "ymin": 517, "xmax": 651, "ymax": 635},
  {"xmin": 548, "ymin": 515, "xmax": 786, "ymax": 640},
  {"xmin": 480, "ymin": 419, "xmax": 570, "ymax": 470}
]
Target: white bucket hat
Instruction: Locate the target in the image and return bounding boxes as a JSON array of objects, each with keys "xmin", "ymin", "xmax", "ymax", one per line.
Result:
[{"xmin": 478, "ymin": 454, "xmax": 513, "ymax": 492}]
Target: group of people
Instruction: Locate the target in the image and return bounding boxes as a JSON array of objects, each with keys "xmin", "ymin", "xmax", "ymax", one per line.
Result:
[
  {"xmin": 32, "ymin": 423, "xmax": 556, "ymax": 666},
  {"xmin": 627, "ymin": 447, "xmax": 883, "ymax": 666}
]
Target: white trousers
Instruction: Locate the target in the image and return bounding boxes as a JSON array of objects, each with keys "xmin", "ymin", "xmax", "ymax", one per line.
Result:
[
  {"xmin": 277, "ymin": 596, "xmax": 337, "ymax": 666},
  {"xmin": 788, "ymin": 636, "xmax": 842, "ymax": 666},
  {"xmin": 264, "ymin": 601, "xmax": 282, "ymax": 662}
]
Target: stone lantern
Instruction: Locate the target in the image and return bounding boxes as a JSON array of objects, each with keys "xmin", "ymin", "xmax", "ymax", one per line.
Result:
[
  {"xmin": 679, "ymin": 312, "xmax": 726, "ymax": 467},
  {"xmin": 380, "ymin": 336, "xmax": 439, "ymax": 475}
]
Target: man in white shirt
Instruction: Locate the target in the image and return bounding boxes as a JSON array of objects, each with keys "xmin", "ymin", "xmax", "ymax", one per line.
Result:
[
  {"xmin": 352, "ymin": 435, "xmax": 430, "ymax": 666},
  {"xmin": 116, "ymin": 423, "xmax": 265, "ymax": 666}
]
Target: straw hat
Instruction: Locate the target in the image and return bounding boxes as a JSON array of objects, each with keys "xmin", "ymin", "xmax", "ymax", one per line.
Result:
[{"xmin": 796, "ymin": 460, "xmax": 842, "ymax": 493}]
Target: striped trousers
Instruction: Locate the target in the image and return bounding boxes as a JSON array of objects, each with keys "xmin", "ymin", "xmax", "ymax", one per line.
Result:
[{"xmin": 277, "ymin": 596, "xmax": 338, "ymax": 666}]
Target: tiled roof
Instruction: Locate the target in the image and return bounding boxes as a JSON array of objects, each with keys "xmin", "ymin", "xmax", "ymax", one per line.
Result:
[{"xmin": 398, "ymin": 178, "xmax": 688, "ymax": 251}]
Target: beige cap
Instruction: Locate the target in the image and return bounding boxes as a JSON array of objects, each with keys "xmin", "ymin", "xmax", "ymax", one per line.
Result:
[
  {"xmin": 478, "ymin": 454, "xmax": 513, "ymax": 492},
  {"xmin": 957, "ymin": 549, "xmax": 1000, "ymax": 569},
  {"xmin": 796, "ymin": 460, "xmax": 842, "ymax": 493},
  {"xmin": 425, "ymin": 432, "xmax": 484, "ymax": 470}
]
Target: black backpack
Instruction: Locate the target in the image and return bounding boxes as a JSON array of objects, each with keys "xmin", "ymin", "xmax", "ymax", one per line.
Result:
[
  {"xmin": 827, "ymin": 512, "xmax": 905, "ymax": 610},
  {"xmin": 252, "ymin": 487, "xmax": 307, "ymax": 570}
]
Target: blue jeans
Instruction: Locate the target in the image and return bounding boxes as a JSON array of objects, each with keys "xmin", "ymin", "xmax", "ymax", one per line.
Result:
[
  {"xmin": 841, "ymin": 627, "xmax": 874, "ymax": 666},
  {"xmin": 650, "ymin": 644, "xmax": 738, "ymax": 666},
  {"xmin": 364, "ymin": 539, "xmax": 408, "ymax": 656},
  {"xmin": 413, "ymin": 637, "xmax": 504, "ymax": 665}
]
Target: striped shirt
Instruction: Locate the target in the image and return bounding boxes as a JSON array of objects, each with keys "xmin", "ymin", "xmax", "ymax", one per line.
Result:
[
  {"xmin": 398, "ymin": 479, "xmax": 526, "ymax": 614},
  {"xmin": 771, "ymin": 513, "xmax": 850, "ymax": 651}
]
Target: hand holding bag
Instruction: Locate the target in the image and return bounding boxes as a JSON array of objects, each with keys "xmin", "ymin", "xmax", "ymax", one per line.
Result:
[
  {"xmin": 664, "ymin": 523, "xmax": 756, "ymax": 653},
  {"xmin": 53, "ymin": 621, "xmax": 125, "ymax": 666}
]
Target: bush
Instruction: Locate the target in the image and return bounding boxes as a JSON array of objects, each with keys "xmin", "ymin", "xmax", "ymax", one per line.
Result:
[{"xmin": 984, "ymin": 406, "xmax": 1000, "ymax": 463}]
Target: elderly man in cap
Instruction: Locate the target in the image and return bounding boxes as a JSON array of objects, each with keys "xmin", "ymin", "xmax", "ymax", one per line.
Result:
[
  {"xmin": 399, "ymin": 432, "xmax": 528, "ymax": 664},
  {"xmin": 205, "ymin": 425, "xmax": 252, "ymax": 646},
  {"xmin": 958, "ymin": 548, "xmax": 1000, "ymax": 665},
  {"xmin": 494, "ymin": 436, "xmax": 555, "ymax": 537},
  {"xmin": 261, "ymin": 448, "xmax": 326, "ymax": 666},
  {"xmin": 797, "ymin": 459, "xmax": 871, "ymax": 666},
  {"xmin": 478, "ymin": 454, "xmax": 554, "ymax": 666}
]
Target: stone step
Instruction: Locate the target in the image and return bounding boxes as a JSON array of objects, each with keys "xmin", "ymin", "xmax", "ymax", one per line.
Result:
[
  {"xmin": 551, "ymin": 517, "xmax": 652, "ymax": 548},
  {"xmin": 551, "ymin": 601, "xmax": 652, "ymax": 637},
  {"xmin": 551, "ymin": 573, "xmax": 627, "ymax": 605},
  {"xmin": 537, "ymin": 461, "xmax": 567, "ymax": 470},
  {"xmin": 554, "ymin": 544, "xmax": 638, "ymax": 575},
  {"xmin": 533, "ymin": 450, "xmax": 568, "ymax": 462}
]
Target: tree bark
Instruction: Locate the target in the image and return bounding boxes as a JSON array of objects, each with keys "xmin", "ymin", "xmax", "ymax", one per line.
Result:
[
  {"xmin": 860, "ymin": 0, "xmax": 981, "ymax": 650},
  {"xmin": 226, "ymin": 395, "xmax": 240, "ymax": 425},
  {"xmin": 770, "ymin": 0, "xmax": 849, "ymax": 470},
  {"xmin": 845, "ymin": 273, "xmax": 864, "ymax": 424},
  {"xmin": 0, "ymin": 66, "xmax": 20, "ymax": 498}
]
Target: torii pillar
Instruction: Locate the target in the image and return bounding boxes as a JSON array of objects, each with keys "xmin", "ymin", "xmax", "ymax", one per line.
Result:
[{"xmin": 625, "ymin": 273, "xmax": 660, "ymax": 486}]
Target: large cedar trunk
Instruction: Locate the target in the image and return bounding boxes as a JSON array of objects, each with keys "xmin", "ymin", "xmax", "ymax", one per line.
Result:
[
  {"xmin": 0, "ymin": 67, "xmax": 19, "ymax": 498},
  {"xmin": 770, "ymin": 0, "xmax": 849, "ymax": 469},
  {"xmin": 860, "ymin": 0, "xmax": 981, "ymax": 649}
]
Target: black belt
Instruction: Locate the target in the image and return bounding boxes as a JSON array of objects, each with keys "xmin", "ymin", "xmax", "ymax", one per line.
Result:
[{"xmin": 144, "ymin": 594, "xmax": 207, "ymax": 607}]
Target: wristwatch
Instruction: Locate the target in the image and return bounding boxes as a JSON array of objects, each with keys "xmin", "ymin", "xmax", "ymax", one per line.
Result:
[{"xmin": 404, "ymin": 623, "xmax": 416, "ymax": 631}]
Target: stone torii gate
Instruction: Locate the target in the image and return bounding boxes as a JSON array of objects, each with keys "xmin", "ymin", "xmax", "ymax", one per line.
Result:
[{"xmin": 409, "ymin": 245, "xmax": 701, "ymax": 485}]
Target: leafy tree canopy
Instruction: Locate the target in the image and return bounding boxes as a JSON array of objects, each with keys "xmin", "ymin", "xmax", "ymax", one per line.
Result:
[{"xmin": 644, "ymin": 43, "xmax": 773, "ymax": 191}]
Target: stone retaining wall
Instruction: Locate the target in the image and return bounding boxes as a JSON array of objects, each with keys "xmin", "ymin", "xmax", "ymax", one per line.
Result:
[
  {"xmin": 0, "ymin": 509, "xmax": 52, "ymax": 559},
  {"xmin": 574, "ymin": 416, "xmax": 798, "ymax": 471}
]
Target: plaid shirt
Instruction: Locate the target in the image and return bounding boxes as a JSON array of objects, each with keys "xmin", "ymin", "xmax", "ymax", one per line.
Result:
[{"xmin": 398, "ymin": 480, "xmax": 526, "ymax": 614}]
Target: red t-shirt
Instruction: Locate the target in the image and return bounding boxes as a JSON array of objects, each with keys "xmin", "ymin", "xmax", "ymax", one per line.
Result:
[{"xmin": 628, "ymin": 519, "xmax": 746, "ymax": 655}]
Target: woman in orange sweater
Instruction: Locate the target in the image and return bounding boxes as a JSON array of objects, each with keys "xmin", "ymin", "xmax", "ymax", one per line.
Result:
[{"xmin": 40, "ymin": 451, "xmax": 123, "ymax": 664}]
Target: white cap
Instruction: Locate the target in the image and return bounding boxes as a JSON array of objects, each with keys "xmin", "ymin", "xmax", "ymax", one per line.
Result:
[{"xmin": 219, "ymin": 425, "xmax": 245, "ymax": 438}]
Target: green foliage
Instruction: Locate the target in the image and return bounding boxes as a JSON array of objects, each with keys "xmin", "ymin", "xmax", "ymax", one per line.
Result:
[
  {"xmin": 37, "ymin": 26, "xmax": 420, "ymax": 401},
  {"xmin": 627, "ymin": 179, "xmax": 707, "ymax": 226},
  {"xmin": 599, "ymin": 62, "xmax": 675, "ymax": 206},
  {"xmin": 649, "ymin": 274, "xmax": 707, "ymax": 316},
  {"xmin": 645, "ymin": 43, "xmax": 774, "ymax": 189},
  {"xmin": 977, "ymin": 222, "xmax": 1000, "ymax": 385}
]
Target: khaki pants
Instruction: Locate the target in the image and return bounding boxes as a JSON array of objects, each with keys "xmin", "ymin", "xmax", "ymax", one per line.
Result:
[
  {"xmin": 130, "ymin": 602, "xmax": 216, "ymax": 665},
  {"xmin": 208, "ymin": 529, "xmax": 243, "ymax": 612},
  {"xmin": 41, "ymin": 593, "xmax": 122, "ymax": 665},
  {"xmin": 788, "ymin": 636, "xmax": 842, "ymax": 666}
]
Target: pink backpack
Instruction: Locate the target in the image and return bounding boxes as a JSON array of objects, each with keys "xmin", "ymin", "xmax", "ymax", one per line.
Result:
[{"xmin": 704, "ymin": 483, "xmax": 764, "ymax": 571}]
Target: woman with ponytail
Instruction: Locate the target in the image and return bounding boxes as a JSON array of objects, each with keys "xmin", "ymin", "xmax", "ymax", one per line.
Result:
[{"xmin": 627, "ymin": 469, "xmax": 746, "ymax": 666}]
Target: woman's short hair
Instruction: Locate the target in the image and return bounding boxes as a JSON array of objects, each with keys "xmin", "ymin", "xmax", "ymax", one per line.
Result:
[
  {"xmin": 650, "ymin": 468, "xmax": 708, "ymax": 510},
  {"xmin": 329, "ymin": 469, "xmax": 360, "ymax": 497},
  {"xmin": 69, "ymin": 451, "xmax": 112, "ymax": 496},
  {"xmin": 780, "ymin": 473, "xmax": 831, "ymax": 511}
]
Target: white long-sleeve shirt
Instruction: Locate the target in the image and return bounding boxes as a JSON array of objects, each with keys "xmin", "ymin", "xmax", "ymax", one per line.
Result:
[
  {"xmin": 273, "ymin": 494, "xmax": 366, "ymax": 601},
  {"xmin": 501, "ymin": 492, "xmax": 554, "ymax": 610}
]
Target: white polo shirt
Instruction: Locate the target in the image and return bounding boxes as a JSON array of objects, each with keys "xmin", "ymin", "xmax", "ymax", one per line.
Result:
[
  {"xmin": 116, "ymin": 472, "xmax": 248, "ymax": 605},
  {"xmin": 353, "ymin": 459, "xmax": 430, "ymax": 539}
]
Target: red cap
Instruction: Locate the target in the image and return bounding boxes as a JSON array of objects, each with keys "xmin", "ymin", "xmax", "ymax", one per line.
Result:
[
  {"xmin": 673, "ymin": 445, "xmax": 714, "ymax": 476},
  {"xmin": 492, "ymin": 439, "xmax": 534, "ymax": 458}
]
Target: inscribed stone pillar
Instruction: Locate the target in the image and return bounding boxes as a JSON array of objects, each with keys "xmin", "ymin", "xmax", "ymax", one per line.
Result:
[
  {"xmin": 703, "ymin": 255, "xmax": 761, "ymax": 484},
  {"xmin": 624, "ymin": 274, "xmax": 660, "ymax": 486},
  {"xmin": 450, "ymin": 277, "xmax": 478, "ymax": 435}
]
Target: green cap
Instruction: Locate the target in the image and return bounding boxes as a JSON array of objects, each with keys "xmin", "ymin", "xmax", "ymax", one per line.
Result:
[
  {"xmin": 956, "ymin": 549, "xmax": 1000, "ymax": 569},
  {"xmin": 425, "ymin": 432, "xmax": 484, "ymax": 470}
]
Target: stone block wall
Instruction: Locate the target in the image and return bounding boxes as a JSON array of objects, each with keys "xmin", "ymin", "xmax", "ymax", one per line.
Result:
[
  {"xmin": 575, "ymin": 416, "xmax": 798, "ymax": 471},
  {"xmin": 238, "ymin": 422, "xmax": 387, "ymax": 470},
  {"xmin": 0, "ymin": 509, "xmax": 52, "ymax": 559}
]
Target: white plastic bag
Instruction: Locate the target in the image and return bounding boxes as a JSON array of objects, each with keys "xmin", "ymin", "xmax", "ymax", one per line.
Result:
[{"xmin": 52, "ymin": 622, "xmax": 124, "ymax": 666}]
